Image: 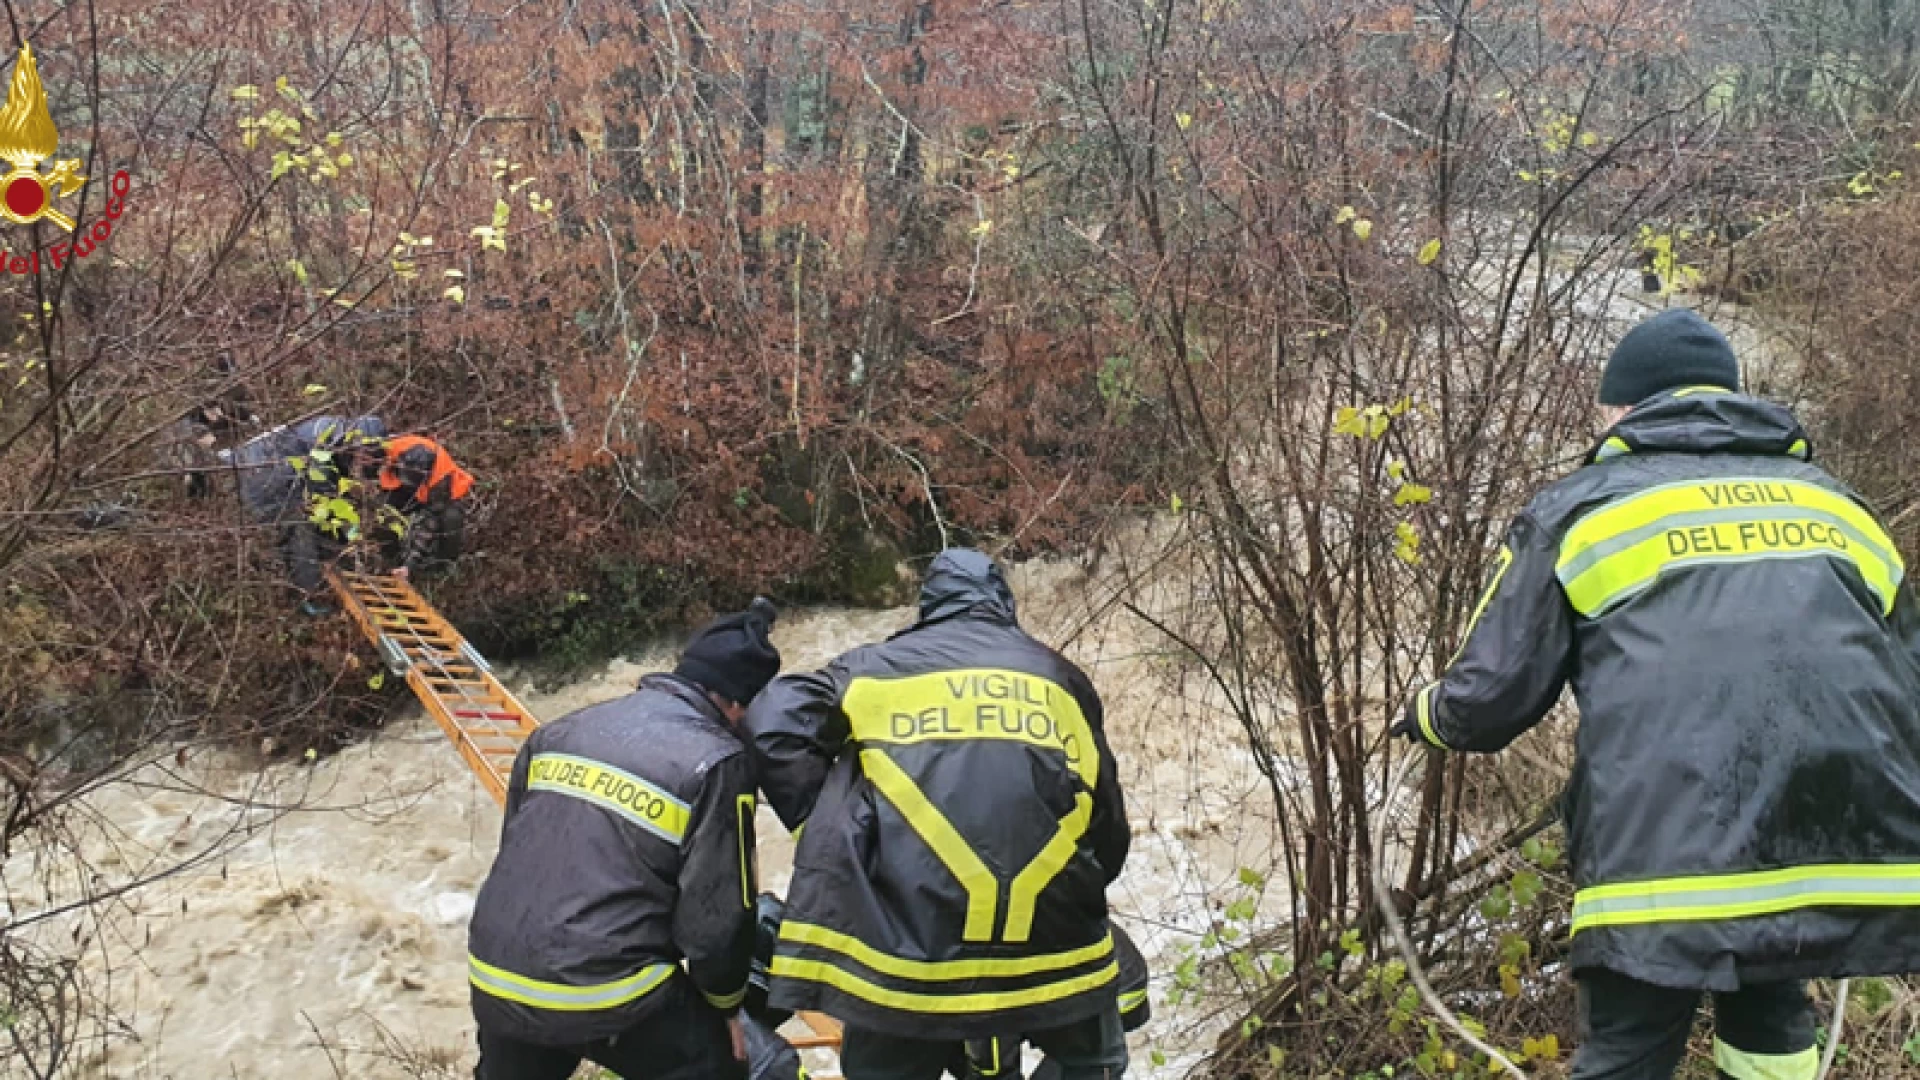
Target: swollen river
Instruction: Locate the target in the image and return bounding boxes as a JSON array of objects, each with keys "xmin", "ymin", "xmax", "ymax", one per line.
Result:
[{"xmin": 4, "ymin": 551, "xmax": 1284, "ymax": 1078}]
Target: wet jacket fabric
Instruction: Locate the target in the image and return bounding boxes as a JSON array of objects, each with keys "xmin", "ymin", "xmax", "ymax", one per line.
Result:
[
  {"xmin": 469, "ymin": 674, "xmax": 759, "ymax": 1045},
  {"xmin": 1405, "ymin": 387, "xmax": 1920, "ymax": 990},
  {"xmin": 745, "ymin": 550, "xmax": 1131, "ymax": 1041},
  {"xmin": 233, "ymin": 414, "xmax": 386, "ymax": 520}
]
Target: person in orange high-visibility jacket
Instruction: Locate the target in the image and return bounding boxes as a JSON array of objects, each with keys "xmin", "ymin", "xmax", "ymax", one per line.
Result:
[{"xmin": 372, "ymin": 434, "xmax": 473, "ymax": 580}]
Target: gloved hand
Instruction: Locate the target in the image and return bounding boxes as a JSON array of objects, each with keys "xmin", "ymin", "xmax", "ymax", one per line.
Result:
[{"xmin": 1389, "ymin": 715, "xmax": 1421, "ymax": 742}]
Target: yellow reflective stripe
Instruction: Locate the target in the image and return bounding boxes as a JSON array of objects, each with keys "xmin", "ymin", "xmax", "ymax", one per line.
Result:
[
  {"xmin": 1448, "ymin": 545, "xmax": 1513, "ymax": 667},
  {"xmin": 844, "ymin": 669, "xmax": 1098, "ymax": 787},
  {"xmin": 1571, "ymin": 863, "xmax": 1920, "ymax": 935},
  {"xmin": 1557, "ymin": 479, "xmax": 1903, "ymax": 616},
  {"xmin": 1787, "ymin": 438, "xmax": 1809, "ymax": 460},
  {"xmin": 858, "ymin": 749, "xmax": 999, "ymax": 941},
  {"xmin": 770, "ymin": 956, "xmax": 1119, "ymax": 1014},
  {"xmin": 1671, "ymin": 385, "xmax": 1733, "ymax": 398},
  {"xmin": 736, "ymin": 793, "xmax": 756, "ymax": 909},
  {"xmin": 1003, "ymin": 792, "xmax": 1094, "ymax": 943},
  {"xmin": 468, "ymin": 955, "xmax": 674, "ymax": 1011},
  {"xmin": 1714, "ymin": 1039, "xmax": 1817, "ymax": 1080},
  {"xmin": 1118, "ymin": 988, "xmax": 1149, "ymax": 1013},
  {"xmin": 779, "ymin": 920, "xmax": 1114, "ymax": 980},
  {"xmin": 527, "ymin": 753, "xmax": 690, "ymax": 845},
  {"xmin": 1596, "ymin": 436, "xmax": 1632, "ymax": 461},
  {"xmin": 1415, "ymin": 683, "xmax": 1447, "ymax": 749},
  {"xmin": 703, "ymin": 984, "xmax": 748, "ymax": 1011}
]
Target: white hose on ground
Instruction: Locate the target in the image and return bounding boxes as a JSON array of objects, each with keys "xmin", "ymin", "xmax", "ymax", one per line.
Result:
[{"xmin": 1368, "ymin": 744, "xmax": 1850, "ymax": 1080}]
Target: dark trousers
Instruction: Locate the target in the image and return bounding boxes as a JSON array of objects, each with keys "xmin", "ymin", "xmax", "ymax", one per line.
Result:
[
  {"xmin": 842, "ymin": 1007, "xmax": 1127, "ymax": 1080},
  {"xmin": 473, "ymin": 987, "xmax": 743, "ymax": 1080},
  {"xmin": 381, "ymin": 502, "xmax": 467, "ymax": 577},
  {"xmin": 281, "ymin": 521, "xmax": 342, "ymax": 595},
  {"xmin": 1571, "ymin": 968, "xmax": 1817, "ymax": 1080}
]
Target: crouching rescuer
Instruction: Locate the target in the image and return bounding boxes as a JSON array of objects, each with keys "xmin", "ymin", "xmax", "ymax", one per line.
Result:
[
  {"xmin": 745, "ymin": 549, "xmax": 1132, "ymax": 1079},
  {"xmin": 1393, "ymin": 309, "xmax": 1920, "ymax": 1080},
  {"xmin": 467, "ymin": 600, "xmax": 782, "ymax": 1079}
]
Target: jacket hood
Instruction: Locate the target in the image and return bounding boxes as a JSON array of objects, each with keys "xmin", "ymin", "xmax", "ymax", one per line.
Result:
[
  {"xmin": 915, "ymin": 548, "xmax": 1017, "ymax": 626},
  {"xmin": 1592, "ymin": 388, "xmax": 1810, "ymax": 465}
]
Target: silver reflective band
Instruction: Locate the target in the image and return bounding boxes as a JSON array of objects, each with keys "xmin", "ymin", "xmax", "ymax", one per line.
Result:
[
  {"xmin": 469, "ymin": 955, "xmax": 674, "ymax": 1011},
  {"xmin": 1572, "ymin": 865, "xmax": 1920, "ymax": 934}
]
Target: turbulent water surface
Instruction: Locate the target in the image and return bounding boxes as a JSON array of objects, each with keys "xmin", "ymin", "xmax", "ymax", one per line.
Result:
[{"xmin": 5, "ymin": 552, "xmax": 1283, "ymax": 1078}]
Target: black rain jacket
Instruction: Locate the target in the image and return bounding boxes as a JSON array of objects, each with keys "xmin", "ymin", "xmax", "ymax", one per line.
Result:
[
  {"xmin": 233, "ymin": 414, "xmax": 387, "ymax": 521},
  {"xmin": 1405, "ymin": 387, "xmax": 1920, "ymax": 990},
  {"xmin": 745, "ymin": 550, "xmax": 1131, "ymax": 1040},
  {"xmin": 468, "ymin": 674, "xmax": 759, "ymax": 1045}
]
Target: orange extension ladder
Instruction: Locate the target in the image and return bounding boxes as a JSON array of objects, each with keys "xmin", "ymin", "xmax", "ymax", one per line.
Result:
[{"xmin": 325, "ymin": 568, "xmax": 846, "ymax": 1062}]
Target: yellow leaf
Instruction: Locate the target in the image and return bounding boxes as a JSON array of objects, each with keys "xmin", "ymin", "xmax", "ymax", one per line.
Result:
[
  {"xmin": 390, "ymin": 259, "xmax": 419, "ymax": 281},
  {"xmin": 231, "ymin": 85, "xmax": 259, "ymax": 101},
  {"xmin": 1393, "ymin": 482, "xmax": 1432, "ymax": 507},
  {"xmin": 326, "ymin": 131, "xmax": 343, "ymax": 146},
  {"xmin": 285, "ymin": 258, "xmax": 308, "ymax": 285},
  {"xmin": 1352, "ymin": 218, "xmax": 1373, "ymax": 241},
  {"xmin": 493, "ymin": 198, "xmax": 512, "ymax": 230},
  {"xmin": 1175, "ymin": 112, "xmax": 1192, "ymax": 130},
  {"xmin": 302, "ymin": 383, "xmax": 327, "ymax": 396},
  {"xmin": 368, "ymin": 672, "xmax": 385, "ymax": 690},
  {"xmin": 1499, "ymin": 963, "xmax": 1521, "ymax": 998},
  {"xmin": 1387, "ymin": 460, "xmax": 1406, "ymax": 481},
  {"xmin": 1394, "ymin": 521, "xmax": 1422, "ymax": 566},
  {"xmin": 1417, "ymin": 238, "xmax": 1442, "ymax": 265},
  {"xmin": 1580, "ymin": 131, "xmax": 1599, "ymax": 148},
  {"xmin": 443, "ymin": 285, "xmax": 465, "ymax": 304},
  {"xmin": 1333, "ymin": 405, "xmax": 1364, "ymax": 436},
  {"xmin": 969, "ymin": 219, "xmax": 993, "ymax": 238},
  {"xmin": 242, "ymin": 130, "xmax": 259, "ymax": 149},
  {"xmin": 1169, "ymin": 492, "xmax": 1183, "ymax": 515},
  {"xmin": 443, "ymin": 268, "xmax": 465, "ymax": 279},
  {"xmin": 1335, "ymin": 205, "xmax": 1357, "ymax": 225},
  {"xmin": 305, "ymin": 748, "xmax": 318, "ymax": 761}
]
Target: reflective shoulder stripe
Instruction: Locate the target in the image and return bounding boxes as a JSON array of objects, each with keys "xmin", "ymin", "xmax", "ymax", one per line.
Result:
[
  {"xmin": 770, "ymin": 955, "xmax": 1118, "ymax": 1015},
  {"xmin": 778, "ymin": 920, "xmax": 1114, "ymax": 980},
  {"xmin": 526, "ymin": 752, "xmax": 691, "ymax": 845},
  {"xmin": 1570, "ymin": 863, "xmax": 1920, "ymax": 935},
  {"xmin": 469, "ymin": 955, "xmax": 674, "ymax": 1012},
  {"xmin": 857, "ymin": 749, "xmax": 999, "ymax": 942},
  {"xmin": 1555, "ymin": 478, "xmax": 1905, "ymax": 617},
  {"xmin": 1714, "ymin": 1038, "xmax": 1818, "ymax": 1080},
  {"xmin": 1670, "ymin": 385, "xmax": 1733, "ymax": 398},
  {"xmin": 843, "ymin": 668, "xmax": 1098, "ymax": 787},
  {"xmin": 1595, "ymin": 436, "xmax": 1632, "ymax": 461}
]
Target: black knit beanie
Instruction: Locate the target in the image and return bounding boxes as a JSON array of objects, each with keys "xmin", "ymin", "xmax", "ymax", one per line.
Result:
[
  {"xmin": 1598, "ymin": 309, "xmax": 1740, "ymax": 406},
  {"xmin": 674, "ymin": 597, "xmax": 781, "ymax": 707}
]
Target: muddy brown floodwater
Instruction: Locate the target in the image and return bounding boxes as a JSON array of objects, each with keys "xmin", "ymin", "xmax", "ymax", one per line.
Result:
[{"xmin": 4, "ymin": 548, "xmax": 1287, "ymax": 1078}]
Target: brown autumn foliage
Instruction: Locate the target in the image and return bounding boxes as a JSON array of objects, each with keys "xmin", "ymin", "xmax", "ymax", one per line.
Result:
[{"xmin": 5, "ymin": 0, "xmax": 1920, "ymax": 1073}]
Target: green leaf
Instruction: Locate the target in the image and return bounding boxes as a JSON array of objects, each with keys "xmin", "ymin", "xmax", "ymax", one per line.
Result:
[
  {"xmin": 368, "ymin": 672, "xmax": 385, "ymax": 690},
  {"xmin": 1237, "ymin": 866, "xmax": 1266, "ymax": 889},
  {"xmin": 1394, "ymin": 482, "xmax": 1433, "ymax": 507},
  {"xmin": 302, "ymin": 383, "xmax": 327, "ymax": 396},
  {"xmin": 1150, "ymin": 1050, "xmax": 1167, "ymax": 1068},
  {"xmin": 1510, "ymin": 870, "xmax": 1543, "ymax": 908},
  {"xmin": 1267, "ymin": 1046, "xmax": 1287, "ymax": 1070},
  {"xmin": 1417, "ymin": 239, "xmax": 1443, "ymax": 266}
]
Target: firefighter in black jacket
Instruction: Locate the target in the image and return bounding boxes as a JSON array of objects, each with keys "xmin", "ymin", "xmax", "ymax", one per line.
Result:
[
  {"xmin": 1395, "ymin": 310, "xmax": 1920, "ymax": 1080},
  {"xmin": 467, "ymin": 600, "xmax": 782, "ymax": 1080},
  {"xmin": 745, "ymin": 549, "xmax": 1132, "ymax": 1079}
]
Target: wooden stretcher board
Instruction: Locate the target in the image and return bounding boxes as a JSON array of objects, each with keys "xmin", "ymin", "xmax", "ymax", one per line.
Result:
[{"xmin": 326, "ymin": 568, "xmax": 846, "ymax": 1062}]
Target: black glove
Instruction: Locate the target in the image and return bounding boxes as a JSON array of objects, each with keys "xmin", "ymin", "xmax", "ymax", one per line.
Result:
[
  {"xmin": 1389, "ymin": 715, "xmax": 1422, "ymax": 743},
  {"xmin": 745, "ymin": 892, "xmax": 791, "ymax": 1027}
]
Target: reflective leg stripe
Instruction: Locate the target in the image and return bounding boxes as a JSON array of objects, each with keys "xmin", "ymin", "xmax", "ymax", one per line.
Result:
[
  {"xmin": 1555, "ymin": 478, "xmax": 1904, "ymax": 617},
  {"xmin": 468, "ymin": 955, "xmax": 674, "ymax": 1011},
  {"xmin": 778, "ymin": 920, "xmax": 1114, "ymax": 980},
  {"xmin": 858, "ymin": 749, "xmax": 999, "ymax": 941},
  {"xmin": 703, "ymin": 984, "xmax": 748, "ymax": 1011},
  {"xmin": 1004, "ymin": 792, "xmax": 1094, "ymax": 943},
  {"xmin": 1571, "ymin": 863, "xmax": 1920, "ymax": 934},
  {"xmin": 1713, "ymin": 1039, "xmax": 1817, "ymax": 1080},
  {"xmin": 770, "ymin": 955, "xmax": 1119, "ymax": 1013}
]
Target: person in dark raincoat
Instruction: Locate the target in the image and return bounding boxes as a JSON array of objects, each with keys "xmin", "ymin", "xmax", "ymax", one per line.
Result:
[
  {"xmin": 1395, "ymin": 309, "xmax": 1920, "ymax": 1079},
  {"xmin": 230, "ymin": 414, "xmax": 387, "ymax": 614},
  {"xmin": 745, "ymin": 549, "xmax": 1132, "ymax": 1080}
]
